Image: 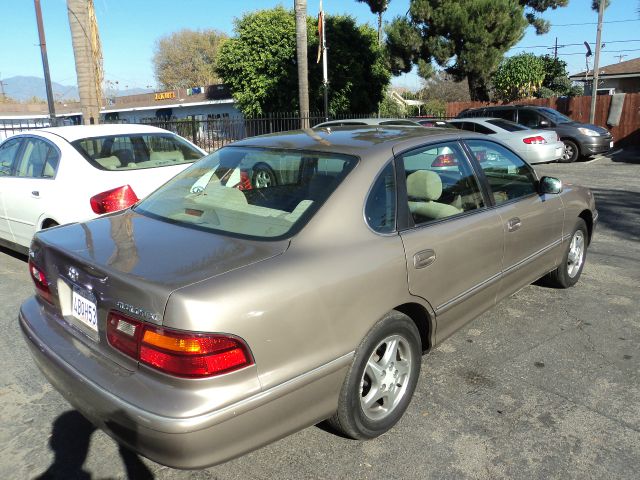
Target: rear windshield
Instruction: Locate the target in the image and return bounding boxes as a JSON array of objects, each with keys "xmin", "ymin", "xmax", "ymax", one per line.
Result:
[
  {"xmin": 134, "ymin": 146, "xmax": 358, "ymax": 240},
  {"xmin": 486, "ymin": 119, "xmax": 529, "ymax": 132},
  {"xmin": 538, "ymin": 108, "xmax": 573, "ymax": 124},
  {"xmin": 72, "ymin": 133, "xmax": 203, "ymax": 170}
]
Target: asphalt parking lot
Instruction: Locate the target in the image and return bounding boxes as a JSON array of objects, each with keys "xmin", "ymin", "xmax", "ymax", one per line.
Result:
[{"xmin": 0, "ymin": 149, "xmax": 638, "ymax": 480}]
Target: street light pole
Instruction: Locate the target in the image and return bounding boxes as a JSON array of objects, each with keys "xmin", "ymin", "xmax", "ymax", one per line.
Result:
[
  {"xmin": 34, "ymin": 0, "xmax": 57, "ymax": 126},
  {"xmin": 589, "ymin": 0, "xmax": 605, "ymax": 124}
]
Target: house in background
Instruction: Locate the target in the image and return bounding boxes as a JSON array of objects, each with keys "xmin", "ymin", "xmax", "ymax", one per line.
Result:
[{"xmin": 570, "ymin": 57, "xmax": 640, "ymax": 96}]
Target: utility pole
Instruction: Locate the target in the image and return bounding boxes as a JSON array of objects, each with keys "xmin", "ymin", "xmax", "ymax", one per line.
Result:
[
  {"xmin": 589, "ymin": 0, "xmax": 605, "ymax": 124},
  {"xmin": 554, "ymin": 37, "xmax": 558, "ymax": 58},
  {"xmin": 34, "ymin": 0, "xmax": 57, "ymax": 125},
  {"xmin": 0, "ymin": 73, "xmax": 7, "ymax": 100}
]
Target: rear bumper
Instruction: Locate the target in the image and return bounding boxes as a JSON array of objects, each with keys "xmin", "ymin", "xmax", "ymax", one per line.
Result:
[
  {"xmin": 19, "ymin": 298, "xmax": 350, "ymax": 469},
  {"xmin": 523, "ymin": 142, "xmax": 565, "ymax": 164}
]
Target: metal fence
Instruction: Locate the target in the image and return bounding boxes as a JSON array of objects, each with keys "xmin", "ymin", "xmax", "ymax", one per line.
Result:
[{"xmin": 0, "ymin": 111, "xmax": 448, "ymax": 151}]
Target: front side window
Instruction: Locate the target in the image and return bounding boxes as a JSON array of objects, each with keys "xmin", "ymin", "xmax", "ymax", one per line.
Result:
[
  {"xmin": 538, "ymin": 107, "xmax": 572, "ymax": 124},
  {"xmin": 0, "ymin": 138, "xmax": 22, "ymax": 176},
  {"xmin": 135, "ymin": 147, "xmax": 358, "ymax": 240},
  {"xmin": 400, "ymin": 142, "xmax": 484, "ymax": 226},
  {"xmin": 14, "ymin": 138, "xmax": 59, "ymax": 178},
  {"xmin": 465, "ymin": 139, "xmax": 537, "ymax": 205},
  {"xmin": 365, "ymin": 162, "xmax": 396, "ymax": 233},
  {"xmin": 72, "ymin": 133, "xmax": 203, "ymax": 171}
]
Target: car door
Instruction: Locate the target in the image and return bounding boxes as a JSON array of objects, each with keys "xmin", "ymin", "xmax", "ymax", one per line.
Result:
[
  {"xmin": 397, "ymin": 140, "xmax": 505, "ymax": 343},
  {"xmin": 0, "ymin": 137, "xmax": 24, "ymax": 244},
  {"xmin": 464, "ymin": 139, "xmax": 564, "ymax": 299},
  {"xmin": 3, "ymin": 136, "xmax": 61, "ymax": 247}
]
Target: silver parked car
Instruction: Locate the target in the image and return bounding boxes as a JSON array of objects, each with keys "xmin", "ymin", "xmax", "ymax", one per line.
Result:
[
  {"xmin": 449, "ymin": 117, "xmax": 564, "ymax": 164},
  {"xmin": 20, "ymin": 126, "xmax": 597, "ymax": 469}
]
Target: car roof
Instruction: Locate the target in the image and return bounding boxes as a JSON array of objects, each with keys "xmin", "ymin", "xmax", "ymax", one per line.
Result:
[
  {"xmin": 36, "ymin": 124, "xmax": 170, "ymax": 142},
  {"xmin": 230, "ymin": 126, "xmax": 482, "ymax": 157}
]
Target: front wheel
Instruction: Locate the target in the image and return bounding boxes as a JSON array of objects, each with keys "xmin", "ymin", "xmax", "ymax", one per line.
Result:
[
  {"xmin": 560, "ymin": 139, "xmax": 579, "ymax": 163},
  {"xmin": 328, "ymin": 311, "xmax": 421, "ymax": 440},
  {"xmin": 546, "ymin": 218, "xmax": 588, "ymax": 288}
]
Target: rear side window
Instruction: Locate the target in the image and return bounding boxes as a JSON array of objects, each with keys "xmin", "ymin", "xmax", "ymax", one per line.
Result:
[
  {"xmin": 472, "ymin": 123, "xmax": 496, "ymax": 135},
  {"xmin": 14, "ymin": 138, "xmax": 60, "ymax": 178},
  {"xmin": 400, "ymin": 142, "xmax": 485, "ymax": 225},
  {"xmin": 486, "ymin": 119, "xmax": 528, "ymax": 132},
  {"xmin": 72, "ymin": 133, "xmax": 203, "ymax": 171},
  {"xmin": 488, "ymin": 108, "xmax": 516, "ymax": 121},
  {"xmin": 365, "ymin": 162, "xmax": 396, "ymax": 233}
]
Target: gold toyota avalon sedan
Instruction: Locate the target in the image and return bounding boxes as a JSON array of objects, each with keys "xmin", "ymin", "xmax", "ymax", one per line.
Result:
[{"xmin": 20, "ymin": 126, "xmax": 597, "ymax": 468}]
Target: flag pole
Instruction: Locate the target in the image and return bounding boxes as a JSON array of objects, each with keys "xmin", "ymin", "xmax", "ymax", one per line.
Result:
[{"xmin": 320, "ymin": 2, "xmax": 329, "ymax": 121}]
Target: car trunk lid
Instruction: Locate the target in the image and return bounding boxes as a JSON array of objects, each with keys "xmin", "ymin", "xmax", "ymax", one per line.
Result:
[{"xmin": 30, "ymin": 209, "xmax": 288, "ymax": 367}]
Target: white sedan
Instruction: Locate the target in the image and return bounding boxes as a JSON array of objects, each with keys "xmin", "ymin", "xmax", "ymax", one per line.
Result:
[
  {"xmin": 448, "ymin": 118, "xmax": 564, "ymax": 164},
  {"xmin": 0, "ymin": 124, "xmax": 205, "ymax": 252}
]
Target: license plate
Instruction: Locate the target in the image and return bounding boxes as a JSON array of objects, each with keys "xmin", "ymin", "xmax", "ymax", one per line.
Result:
[
  {"xmin": 72, "ymin": 287, "xmax": 98, "ymax": 333},
  {"xmin": 609, "ymin": 141, "xmax": 614, "ymax": 149}
]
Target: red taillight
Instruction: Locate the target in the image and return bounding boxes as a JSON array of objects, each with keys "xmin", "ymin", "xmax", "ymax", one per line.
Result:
[
  {"xmin": 235, "ymin": 170, "xmax": 253, "ymax": 191},
  {"xmin": 28, "ymin": 259, "xmax": 53, "ymax": 303},
  {"xmin": 431, "ymin": 153, "xmax": 458, "ymax": 167},
  {"xmin": 90, "ymin": 185, "xmax": 139, "ymax": 214},
  {"xmin": 523, "ymin": 136, "xmax": 547, "ymax": 144},
  {"xmin": 106, "ymin": 311, "xmax": 253, "ymax": 378}
]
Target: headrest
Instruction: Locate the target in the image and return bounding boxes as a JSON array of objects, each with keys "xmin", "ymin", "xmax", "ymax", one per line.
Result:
[{"xmin": 406, "ymin": 170, "xmax": 443, "ymax": 201}]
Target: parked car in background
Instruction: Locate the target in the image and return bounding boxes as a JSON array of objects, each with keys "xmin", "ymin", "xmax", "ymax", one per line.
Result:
[
  {"xmin": 456, "ymin": 105, "xmax": 613, "ymax": 162},
  {"xmin": 448, "ymin": 118, "xmax": 564, "ymax": 164},
  {"xmin": 21, "ymin": 126, "xmax": 596, "ymax": 469},
  {"xmin": 314, "ymin": 118, "xmax": 422, "ymax": 128},
  {"xmin": 411, "ymin": 118, "xmax": 457, "ymax": 129},
  {"xmin": 0, "ymin": 124, "xmax": 205, "ymax": 253}
]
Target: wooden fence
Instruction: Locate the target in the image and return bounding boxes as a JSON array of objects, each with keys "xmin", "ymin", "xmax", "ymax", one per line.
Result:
[{"xmin": 446, "ymin": 93, "xmax": 640, "ymax": 147}]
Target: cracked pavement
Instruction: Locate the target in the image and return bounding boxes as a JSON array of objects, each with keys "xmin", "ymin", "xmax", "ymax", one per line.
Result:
[{"xmin": 0, "ymin": 149, "xmax": 638, "ymax": 479}]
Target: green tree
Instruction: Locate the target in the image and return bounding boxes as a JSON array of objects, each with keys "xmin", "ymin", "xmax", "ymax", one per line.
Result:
[
  {"xmin": 386, "ymin": 0, "xmax": 569, "ymax": 101},
  {"xmin": 537, "ymin": 55, "xmax": 581, "ymax": 97},
  {"xmin": 153, "ymin": 29, "xmax": 227, "ymax": 89},
  {"xmin": 356, "ymin": 0, "xmax": 390, "ymax": 43},
  {"xmin": 492, "ymin": 53, "xmax": 545, "ymax": 101},
  {"xmin": 217, "ymin": 8, "xmax": 389, "ymax": 116}
]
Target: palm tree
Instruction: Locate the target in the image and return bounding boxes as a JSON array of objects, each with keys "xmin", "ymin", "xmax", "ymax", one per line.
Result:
[
  {"xmin": 356, "ymin": 0, "xmax": 390, "ymax": 44},
  {"xmin": 295, "ymin": 0, "xmax": 310, "ymax": 128}
]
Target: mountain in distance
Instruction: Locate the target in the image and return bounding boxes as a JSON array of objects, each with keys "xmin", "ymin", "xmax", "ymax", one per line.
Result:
[{"xmin": 2, "ymin": 76, "xmax": 152, "ymax": 101}]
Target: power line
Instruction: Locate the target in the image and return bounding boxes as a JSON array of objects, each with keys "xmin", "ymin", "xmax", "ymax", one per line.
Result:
[
  {"xmin": 552, "ymin": 19, "xmax": 640, "ymax": 27},
  {"xmin": 557, "ymin": 48, "xmax": 640, "ymax": 56},
  {"xmin": 514, "ymin": 39, "xmax": 640, "ymax": 49}
]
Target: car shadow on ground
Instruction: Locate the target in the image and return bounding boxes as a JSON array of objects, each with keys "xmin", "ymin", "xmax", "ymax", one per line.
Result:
[
  {"xmin": 34, "ymin": 410, "xmax": 154, "ymax": 480},
  {"xmin": 0, "ymin": 245, "xmax": 27, "ymax": 262},
  {"xmin": 609, "ymin": 146, "xmax": 640, "ymax": 164},
  {"xmin": 590, "ymin": 187, "xmax": 640, "ymax": 241}
]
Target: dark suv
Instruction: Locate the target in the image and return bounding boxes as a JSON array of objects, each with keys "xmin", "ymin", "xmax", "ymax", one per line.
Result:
[{"xmin": 456, "ymin": 105, "xmax": 613, "ymax": 162}]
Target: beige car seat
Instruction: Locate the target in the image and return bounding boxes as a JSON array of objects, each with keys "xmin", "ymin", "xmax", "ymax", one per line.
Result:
[{"xmin": 406, "ymin": 170, "xmax": 462, "ymax": 221}]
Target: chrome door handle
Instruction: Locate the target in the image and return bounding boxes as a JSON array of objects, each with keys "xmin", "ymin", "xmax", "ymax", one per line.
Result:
[
  {"xmin": 507, "ymin": 217, "xmax": 521, "ymax": 232},
  {"xmin": 31, "ymin": 190, "xmax": 40, "ymax": 198},
  {"xmin": 413, "ymin": 249, "xmax": 436, "ymax": 269}
]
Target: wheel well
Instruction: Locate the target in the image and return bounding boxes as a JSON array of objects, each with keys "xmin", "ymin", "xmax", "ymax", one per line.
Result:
[
  {"xmin": 560, "ymin": 137, "xmax": 581, "ymax": 155},
  {"xmin": 394, "ymin": 303, "xmax": 433, "ymax": 353},
  {"xmin": 579, "ymin": 209, "xmax": 594, "ymax": 245},
  {"xmin": 41, "ymin": 218, "xmax": 59, "ymax": 229}
]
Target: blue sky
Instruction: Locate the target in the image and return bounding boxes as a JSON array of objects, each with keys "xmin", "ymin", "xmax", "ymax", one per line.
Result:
[{"xmin": 0, "ymin": 0, "xmax": 637, "ymax": 93}]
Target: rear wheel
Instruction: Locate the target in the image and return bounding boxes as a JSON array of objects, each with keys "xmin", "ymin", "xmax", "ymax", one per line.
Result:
[
  {"xmin": 328, "ymin": 311, "xmax": 421, "ymax": 439},
  {"xmin": 546, "ymin": 218, "xmax": 588, "ymax": 288},
  {"xmin": 560, "ymin": 139, "xmax": 579, "ymax": 163},
  {"xmin": 252, "ymin": 164, "xmax": 276, "ymax": 189}
]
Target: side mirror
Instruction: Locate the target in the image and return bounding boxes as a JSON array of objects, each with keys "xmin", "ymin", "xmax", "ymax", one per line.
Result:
[
  {"xmin": 539, "ymin": 119, "xmax": 550, "ymax": 128},
  {"xmin": 539, "ymin": 176, "xmax": 562, "ymax": 194}
]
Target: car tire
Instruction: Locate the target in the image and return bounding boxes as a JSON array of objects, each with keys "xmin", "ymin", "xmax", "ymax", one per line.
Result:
[
  {"xmin": 252, "ymin": 164, "xmax": 277, "ymax": 189},
  {"xmin": 545, "ymin": 218, "xmax": 588, "ymax": 288},
  {"xmin": 328, "ymin": 311, "xmax": 421, "ymax": 440},
  {"xmin": 560, "ymin": 139, "xmax": 580, "ymax": 163}
]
